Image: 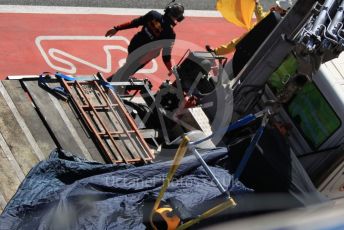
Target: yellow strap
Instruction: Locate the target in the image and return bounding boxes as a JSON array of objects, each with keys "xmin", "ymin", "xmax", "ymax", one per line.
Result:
[
  {"xmin": 150, "ymin": 136, "xmax": 190, "ymax": 230},
  {"xmin": 177, "ymin": 198, "xmax": 237, "ymax": 230}
]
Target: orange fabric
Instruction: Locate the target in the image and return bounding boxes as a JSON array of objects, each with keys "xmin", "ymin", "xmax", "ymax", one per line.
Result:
[
  {"xmin": 155, "ymin": 207, "xmax": 181, "ymax": 230},
  {"xmin": 214, "ymin": 1, "xmax": 269, "ymax": 55},
  {"xmin": 216, "ymin": 0, "xmax": 256, "ymax": 30}
]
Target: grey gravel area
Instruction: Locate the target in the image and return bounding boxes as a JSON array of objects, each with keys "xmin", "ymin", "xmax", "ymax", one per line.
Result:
[
  {"xmin": 0, "ymin": 0, "xmax": 279, "ymax": 10},
  {"xmin": 0, "ymin": 0, "xmax": 217, "ymax": 10}
]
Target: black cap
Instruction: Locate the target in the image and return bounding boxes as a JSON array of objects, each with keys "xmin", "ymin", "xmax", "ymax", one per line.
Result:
[{"xmin": 165, "ymin": 2, "xmax": 184, "ymax": 22}]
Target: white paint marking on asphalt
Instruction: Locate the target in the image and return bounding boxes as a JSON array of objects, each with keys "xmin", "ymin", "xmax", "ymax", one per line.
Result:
[
  {"xmin": 0, "ymin": 5, "xmax": 222, "ymax": 17},
  {"xmin": 35, "ymin": 35, "xmax": 158, "ymax": 74}
]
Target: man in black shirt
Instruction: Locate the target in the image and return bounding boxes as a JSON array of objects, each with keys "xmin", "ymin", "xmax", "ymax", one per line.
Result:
[{"xmin": 105, "ymin": 2, "xmax": 184, "ymax": 82}]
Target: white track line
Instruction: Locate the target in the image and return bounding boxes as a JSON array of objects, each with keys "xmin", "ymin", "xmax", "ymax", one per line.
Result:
[{"xmin": 0, "ymin": 5, "xmax": 221, "ymax": 17}]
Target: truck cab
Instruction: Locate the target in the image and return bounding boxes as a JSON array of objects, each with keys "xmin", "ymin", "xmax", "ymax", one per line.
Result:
[
  {"xmin": 225, "ymin": 0, "xmax": 344, "ymax": 201},
  {"xmin": 264, "ymin": 52, "xmax": 344, "ymax": 199}
]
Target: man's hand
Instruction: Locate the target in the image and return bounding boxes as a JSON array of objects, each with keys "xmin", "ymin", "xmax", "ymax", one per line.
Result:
[
  {"xmin": 270, "ymin": 5, "xmax": 287, "ymax": 15},
  {"xmin": 167, "ymin": 69, "xmax": 173, "ymax": 76},
  {"xmin": 164, "ymin": 59, "xmax": 174, "ymax": 76},
  {"xmin": 105, "ymin": 28, "xmax": 118, "ymax": 37},
  {"xmin": 205, "ymin": 45, "xmax": 215, "ymax": 53}
]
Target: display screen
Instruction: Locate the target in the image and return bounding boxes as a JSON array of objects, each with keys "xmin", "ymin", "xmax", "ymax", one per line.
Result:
[{"xmin": 287, "ymin": 82, "xmax": 341, "ymax": 149}]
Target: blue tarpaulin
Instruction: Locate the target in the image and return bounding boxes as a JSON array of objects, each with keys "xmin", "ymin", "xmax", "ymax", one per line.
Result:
[{"xmin": 0, "ymin": 148, "xmax": 251, "ymax": 230}]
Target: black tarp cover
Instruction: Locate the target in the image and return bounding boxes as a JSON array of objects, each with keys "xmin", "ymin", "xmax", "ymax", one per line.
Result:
[{"xmin": 0, "ymin": 149, "xmax": 251, "ymax": 230}]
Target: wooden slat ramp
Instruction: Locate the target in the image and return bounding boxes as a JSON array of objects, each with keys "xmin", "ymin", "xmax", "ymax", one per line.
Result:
[
  {"xmin": 0, "ymin": 80, "xmax": 51, "ymax": 213},
  {"xmin": 0, "ymin": 76, "xmax": 146, "ymax": 213}
]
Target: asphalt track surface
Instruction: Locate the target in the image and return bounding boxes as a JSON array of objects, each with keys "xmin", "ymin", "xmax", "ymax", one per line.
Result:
[
  {"xmin": 0, "ymin": 0, "xmax": 274, "ymax": 82},
  {"xmin": 0, "ymin": 4, "xmax": 248, "ymax": 84}
]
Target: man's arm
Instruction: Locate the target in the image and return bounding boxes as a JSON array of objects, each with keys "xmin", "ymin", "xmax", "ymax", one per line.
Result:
[
  {"xmin": 162, "ymin": 36, "xmax": 176, "ymax": 75},
  {"xmin": 105, "ymin": 11, "xmax": 153, "ymax": 37},
  {"xmin": 213, "ymin": 36, "xmax": 243, "ymax": 55},
  {"xmin": 206, "ymin": 1, "xmax": 268, "ymax": 56},
  {"xmin": 254, "ymin": 0, "xmax": 269, "ymax": 23}
]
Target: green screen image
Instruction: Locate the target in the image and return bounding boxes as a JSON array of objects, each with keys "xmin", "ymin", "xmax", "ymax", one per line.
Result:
[{"xmin": 287, "ymin": 83, "xmax": 341, "ymax": 149}]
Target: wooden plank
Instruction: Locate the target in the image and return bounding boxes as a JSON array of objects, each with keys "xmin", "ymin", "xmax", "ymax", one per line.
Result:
[
  {"xmin": 0, "ymin": 133, "xmax": 25, "ymax": 181},
  {"xmin": 59, "ymin": 99, "xmax": 105, "ymax": 163},
  {"xmin": 23, "ymin": 81, "xmax": 86, "ymax": 158},
  {"xmin": 1, "ymin": 80, "xmax": 56, "ymax": 158},
  {"xmin": 0, "ymin": 192, "xmax": 7, "ymax": 213},
  {"xmin": 48, "ymin": 82, "xmax": 103, "ymax": 162},
  {"xmin": 47, "ymin": 92, "xmax": 94, "ymax": 161},
  {"xmin": 0, "ymin": 148, "xmax": 21, "ymax": 204},
  {"xmin": 0, "ymin": 93, "xmax": 39, "ymax": 175},
  {"xmin": 0, "ymin": 81, "xmax": 51, "ymax": 159}
]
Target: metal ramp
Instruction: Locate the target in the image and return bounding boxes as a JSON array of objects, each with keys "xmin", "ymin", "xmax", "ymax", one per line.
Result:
[{"xmin": 60, "ymin": 77, "xmax": 154, "ymax": 164}]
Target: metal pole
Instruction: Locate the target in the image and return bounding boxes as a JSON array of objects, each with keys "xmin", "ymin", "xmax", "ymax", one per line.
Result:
[{"xmin": 189, "ymin": 145, "xmax": 230, "ymax": 197}]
